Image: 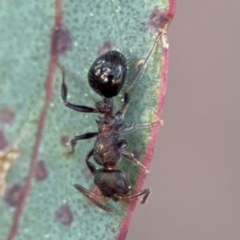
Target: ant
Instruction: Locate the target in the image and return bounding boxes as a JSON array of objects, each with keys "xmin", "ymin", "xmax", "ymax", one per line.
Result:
[{"xmin": 59, "ymin": 31, "xmax": 164, "ymax": 212}]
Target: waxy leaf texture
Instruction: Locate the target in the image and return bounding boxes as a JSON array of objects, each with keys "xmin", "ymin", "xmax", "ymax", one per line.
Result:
[{"xmin": 0, "ymin": 0, "xmax": 176, "ymax": 239}]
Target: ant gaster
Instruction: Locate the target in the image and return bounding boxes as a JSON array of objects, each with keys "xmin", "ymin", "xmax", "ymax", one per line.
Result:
[{"xmin": 60, "ymin": 31, "xmax": 163, "ymax": 212}]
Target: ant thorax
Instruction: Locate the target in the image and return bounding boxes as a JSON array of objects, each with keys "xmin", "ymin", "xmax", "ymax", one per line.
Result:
[
  {"xmin": 96, "ymin": 116, "xmax": 117, "ymax": 133},
  {"xmin": 94, "ymin": 116, "xmax": 121, "ymax": 168},
  {"xmin": 95, "ymin": 98, "xmax": 113, "ymax": 116}
]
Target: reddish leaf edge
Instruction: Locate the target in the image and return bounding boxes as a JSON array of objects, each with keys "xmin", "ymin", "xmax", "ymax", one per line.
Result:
[{"xmin": 116, "ymin": 1, "xmax": 177, "ymax": 240}]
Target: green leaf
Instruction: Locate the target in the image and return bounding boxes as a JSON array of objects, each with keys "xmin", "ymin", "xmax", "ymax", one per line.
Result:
[{"xmin": 0, "ymin": 0, "xmax": 176, "ymax": 239}]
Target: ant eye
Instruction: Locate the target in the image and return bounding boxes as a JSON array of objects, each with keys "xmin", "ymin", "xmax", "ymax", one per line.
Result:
[
  {"xmin": 88, "ymin": 50, "xmax": 127, "ymax": 98},
  {"xmin": 115, "ymin": 65, "xmax": 123, "ymax": 79}
]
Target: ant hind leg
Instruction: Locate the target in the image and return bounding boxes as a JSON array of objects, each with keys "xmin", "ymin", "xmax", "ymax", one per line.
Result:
[
  {"xmin": 74, "ymin": 184, "xmax": 114, "ymax": 212},
  {"xmin": 115, "ymin": 188, "xmax": 151, "ymax": 204}
]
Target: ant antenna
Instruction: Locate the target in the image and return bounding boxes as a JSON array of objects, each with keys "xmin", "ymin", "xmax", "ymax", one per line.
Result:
[
  {"xmin": 119, "ymin": 29, "xmax": 166, "ymax": 115},
  {"xmin": 125, "ymin": 29, "xmax": 166, "ymax": 94}
]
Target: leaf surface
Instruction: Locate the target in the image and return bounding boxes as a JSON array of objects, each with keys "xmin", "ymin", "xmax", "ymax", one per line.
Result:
[{"xmin": 0, "ymin": 0, "xmax": 176, "ymax": 239}]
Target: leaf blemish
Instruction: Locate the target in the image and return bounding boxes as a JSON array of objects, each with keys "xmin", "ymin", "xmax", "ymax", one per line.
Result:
[
  {"xmin": 147, "ymin": 7, "xmax": 172, "ymax": 30},
  {"xmin": 4, "ymin": 183, "xmax": 24, "ymax": 207},
  {"xmin": 55, "ymin": 205, "xmax": 74, "ymax": 226},
  {"xmin": 0, "ymin": 131, "xmax": 8, "ymax": 150},
  {"xmin": 0, "ymin": 108, "xmax": 15, "ymax": 125},
  {"xmin": 0, "ymin": 148, "xmax": 20, "ymax": 198},
  {"xmin": 34, "ymin": 160, "xmax": 48, "ymax": 181},
  {"xmin": 52, "ymin": 25, "xmax": 73, "ymax": 56},
  {"xmin": 60, "ymin": 135, "xmax": 70, "ymax": 147},
  {"xmin": 97, "ymin": 41, "xmax": 113, "ymax": 56}
]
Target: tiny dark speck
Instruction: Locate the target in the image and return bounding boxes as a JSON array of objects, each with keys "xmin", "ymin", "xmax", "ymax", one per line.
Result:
[
  {"xmin": 5, "ymin": 184, "xmax": 24, "ymax": 208},
  {"xmin": 110, "ymin": 227, "xmax": 117, "ymax": 234},
  {"xmin": 55, "ymin": 205, "xmax": 74, "ymax": 226},
  {"xmin": 52, "ymin": 25, "xmax": 72, "ymax": 56},
  {"xmin": 34, "ymin": 160, "xmax": 48, "ymax": 181},
  {"xmin": 0, "ymin": 131, "xmax": 8, "ymax": 150}
]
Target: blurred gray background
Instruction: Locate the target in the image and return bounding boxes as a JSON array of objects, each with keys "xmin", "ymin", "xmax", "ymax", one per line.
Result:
[{"xmin": 128, "ymin": 1, "xmax": 240, "ymax": 239}]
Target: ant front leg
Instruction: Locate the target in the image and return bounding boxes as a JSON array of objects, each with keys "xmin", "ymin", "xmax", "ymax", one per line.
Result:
[
  {"xmin": 58, "ymin": 63, "xmax": 99, "ymax": 113},
  {"xmin": 116, "ymin": 31, "xmax": 165, "ymax": 120},
  {"xmin": 115, "ymin": 188, "xmax": 151, "ymax": 204},
  {"xmin": 67, "ymin": 132, "xmax": 98, "ymax": 155},
  {"xmin": 115, "ymin": 91, "xmax": 130, "ymax": 120}
]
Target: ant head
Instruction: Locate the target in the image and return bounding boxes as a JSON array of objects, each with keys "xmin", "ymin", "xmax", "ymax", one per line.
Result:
[
  {"xmin": 88, "ymin": 50, "xmax": 127, "ymax": 98},
  {"xmin": 94, "ymin": 169, "xmax": 130, "ymax": 201}
]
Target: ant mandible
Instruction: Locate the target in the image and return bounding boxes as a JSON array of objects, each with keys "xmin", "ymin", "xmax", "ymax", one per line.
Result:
[{"xmin": 59, "ymin": 31, "xmax": 163, "ymax": 212}]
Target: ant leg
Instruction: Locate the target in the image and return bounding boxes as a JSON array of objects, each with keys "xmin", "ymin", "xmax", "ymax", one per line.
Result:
[
  {"xmin": 74, "ymin": 184, "xmax": 114, "ymax": 212},
  {"xmin": 75, "ymin": 150, "xmax": 114, "ymax": 212},
  {"xmin": 118, "ymin": 121, "xmax": 158, "ymax": 134},
  {"xmin": 67, "ymin": 132, "xmax": 98, "ymax": 155},
  {"xmin": 116, "ymin": 188, "xmax": 151, "ymax": 204},
  {"xmin": 85, "ymin": 149, "xmax": 95, "ymax": 174},
  {"xmin": 117, "ymin": 139, "xmax": 128, "ymax": 149},
  {"xmin": 117, "ymin": 140, "xmax": 146, "ymax": 170},
  {"xmin": 58, "ymin": 63, "xmax": 98, "ymax": 113},
  {"xmin": 119, "ymin": 148, "xmax": 149, "ymax": 173},
  {"xmin": 126, "ymin": 30, "xmax": 164, "ymax": 93},
  {"xmin": 115, "ymin": 92, "xmax": 130, "ymax": 120}
]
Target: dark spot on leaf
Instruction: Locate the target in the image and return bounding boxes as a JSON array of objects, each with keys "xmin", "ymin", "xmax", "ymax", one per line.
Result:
[
  {"xmin": 148, "ymin": 7, "xmax": 171, "ymax": 30},
  {"xmin": 82, "ymin": 204, "xmax": 89, "ymax": 210},
  {"xmin": 60, "ymin": 135, "xmax": 70, "ymax": 147},
  {"xmin": 0, "ymin": 108, "xmax": 15, "ymax": 125},
  {"xmin": 52, "ymin": 25, "xmax": 72, "ymax": 56},
  {"xmin": 55, "ymin": 205, "xmax": 74, "ymax": 226},
  {"xmin": 34, "ymin": 160, "xmax": 48, "ymax": 181},
  {"xmin": 5, "ymin": 183, "xmax": 24, "ymax": 208},
  {"xmin": 110, "ymin": 227, "xmax": 117, "ymax": 234},
  {"xmin": 0, "ymin": 131, "xmax": 8, "ymax": 150},
  {"xmin": 97, "ymin": 41, "xmax": 113, "ymax": 56}
]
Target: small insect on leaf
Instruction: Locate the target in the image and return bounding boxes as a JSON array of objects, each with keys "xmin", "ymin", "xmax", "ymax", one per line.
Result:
[{"xmin": 59, "ymin": 27, "xmax": 166, "ymax": 212}]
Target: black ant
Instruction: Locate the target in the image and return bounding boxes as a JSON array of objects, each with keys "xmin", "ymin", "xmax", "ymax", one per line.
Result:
[{"xmin": 59, "ymin": 31, "xmax": 163, "ymax": 212}]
